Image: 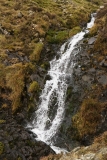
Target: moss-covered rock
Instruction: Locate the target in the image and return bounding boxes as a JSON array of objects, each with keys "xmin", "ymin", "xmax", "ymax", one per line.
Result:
[
  {"xmin": 0, "ymin": 120, "xmax": 6, "ymax": 124},
  {"xmin": 28, "ymin": 81, "xmax": 39, "ymax": 93}
]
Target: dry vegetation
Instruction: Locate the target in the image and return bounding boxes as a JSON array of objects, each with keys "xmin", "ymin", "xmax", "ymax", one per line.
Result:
[
  {"xmin": 0, "ymin": 0, "xmax": 103, "ymax": 113},
  {"xmin": 72, "ymin": 98, "xmax": 106, "ymax": 139}
]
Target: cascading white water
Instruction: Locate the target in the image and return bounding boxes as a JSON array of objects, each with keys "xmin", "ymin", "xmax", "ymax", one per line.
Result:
[{"xmin": 30, "ymin": 14, "xmax": 96, "ymax": 153}]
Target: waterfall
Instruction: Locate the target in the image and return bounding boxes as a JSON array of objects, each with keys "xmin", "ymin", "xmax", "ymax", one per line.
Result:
[{"xmin": 29, "ymin": 14, "xmax": 96, "ymax": 153}]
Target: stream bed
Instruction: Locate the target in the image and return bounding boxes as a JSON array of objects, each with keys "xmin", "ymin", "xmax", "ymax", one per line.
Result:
[{"xmin": 29, "ymin": 14, "xmax": 96, "ymax": 154}]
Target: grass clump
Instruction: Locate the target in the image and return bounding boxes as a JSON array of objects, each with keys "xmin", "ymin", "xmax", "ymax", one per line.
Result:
[
  {"xmin": 6, "ymin": 63, "xmax": 25, "ymax": 113},
  {"xmin": 28, "ymin": 81, "xmax": 39, "ymax": 93},
  {"xmin": 0, "ymin": 62, "xmax": 35, "ymax": 113},
  {"xmin": 72, "ymin": 98, "xmax": 104, "ymax": 139},
  {"xmin": 94, "ymin": 131, "xmax": 107, "ymax": 146},
  {"xmin": 0, "ymin": 142, "xmax": 4, "ymax": 155},
  {"xmin": 30, "ymin": 42, "xmax": 44, "ymax": 62},
  {"xmin": 0, "ymin": 63, "xmax": 6, "ymax": 88}
]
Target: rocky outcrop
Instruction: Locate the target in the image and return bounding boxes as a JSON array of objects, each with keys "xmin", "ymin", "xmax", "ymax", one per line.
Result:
[{"xmin": 0, "ymin": 109, "xmax": 55, "ymax": 160}]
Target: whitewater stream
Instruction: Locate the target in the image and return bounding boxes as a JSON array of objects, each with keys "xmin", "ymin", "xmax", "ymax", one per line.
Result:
[{"xmin": 29, "ymin": 14, "xmax": 96, "ymax": 153}]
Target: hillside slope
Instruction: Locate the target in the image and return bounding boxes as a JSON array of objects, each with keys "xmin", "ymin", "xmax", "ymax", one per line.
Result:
[{"xmin": 0, "ymin": 0, "xmax": 106, "ymax": 159}]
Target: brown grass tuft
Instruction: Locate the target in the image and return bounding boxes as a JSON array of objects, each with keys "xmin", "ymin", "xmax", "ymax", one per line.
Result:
[{"xmin": 72, "ymin": 98, "xmax": 105, "ymax": 138}]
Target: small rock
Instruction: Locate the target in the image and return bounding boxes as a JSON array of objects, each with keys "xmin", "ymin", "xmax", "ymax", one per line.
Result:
[
  {"xmin": 24, "ymin": 56, "xmax": 29, "ymax": 62},
  {"xmin": 103, "ymin": 61, "xmax": 107, "ymax": 67},
  {"xmin": 35, "ymin": 32, "xmax": 39, "ymax": 38},
  {"xmin": 98, "ymin": 75, "xmax": 107, "ymax": 85},
  {"xmin": 99, "ymin": 59, "xmax": 105, "ymax": 66},
  {"xmin": 43, "ymin": 15, "xmax": 49, "ymax": 21},
  {"xmin": 88, "ymin": 68, "xmax": 96, "ymax": 73},
  {"xmin": 100, "ymin": 6, "xmax": 104, "ymax": 9},
  {"xmin": 17, "ymin": 12, "xmax": 23, "ymax": 18},
  {"xmin": 82, "ymin": 75, "xmax": 90, "ymax": 82},
  {"xmin": 88, "ymin": 37, "xmax": 96, "ymax": 45},
  {"xmin": 21, "ymin": 132, "xmax": 28, "ymax": 140},
  {"xmin": 4, "ymin": 59, "xmax": 9, "ymax": 66}
]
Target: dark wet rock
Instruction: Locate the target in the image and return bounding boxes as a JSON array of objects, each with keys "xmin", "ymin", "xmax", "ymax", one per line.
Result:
[
  {"xmin": 16, "ymin": 113, "xmax": 25, "ymax": 123},
  {"xmin": 45, "ymin": 74, "xmax": 51, "ymax": 81},
  {"xmin": 21, "ymin": 132, "xmax": 29, "ymax": 140},
  {"xmin": 65, "ymin": 75, "xmax": 71, "ymax": 84},
  {"xmin": 99, "ymin": 90, "xmax": 107, "ymax": 102},
  {"xmin": 88, "ymin": 37, "xmax": 96, "ymax": 45}
]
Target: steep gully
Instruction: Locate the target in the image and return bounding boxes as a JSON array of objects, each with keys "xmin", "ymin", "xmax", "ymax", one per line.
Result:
[{"xmin": 28, "ymin": 14, "xmax": 96, "ymax": 154}]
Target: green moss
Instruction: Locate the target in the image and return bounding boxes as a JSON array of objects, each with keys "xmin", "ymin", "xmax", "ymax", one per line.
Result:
[
  {"xmin": 17, "ymin": 157, "xmax": 22, "ymax": 160},
  {"xmin": 0, "ymin": 120, "xmax": 6, "ymax": 124},
  {"xmin": 41, "ymin": 62, "xmax": 50, "ymax": 70},
  {"xmin": 28, "ymin": 81, "xmax": 39, "ymax": 93},
  {"xmin": 28, "ymin": 101, "xmax": 35, "ymax": 113},
  {"xmin": 69, "ymin": 26, "xmax": 81, "ymax": 37},
  {"xmin": 0, "ymin": 142, "xmax": 4, "ymax": 155},
  {"xmin": 46, "ymin": 30, "xmax": 69, "ymax": 43}
]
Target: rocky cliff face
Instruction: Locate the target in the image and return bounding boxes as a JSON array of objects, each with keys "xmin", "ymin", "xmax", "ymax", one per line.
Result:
[{"xmin": 0, "ymin": 0, "xmax": 107, "ymax": 159}]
